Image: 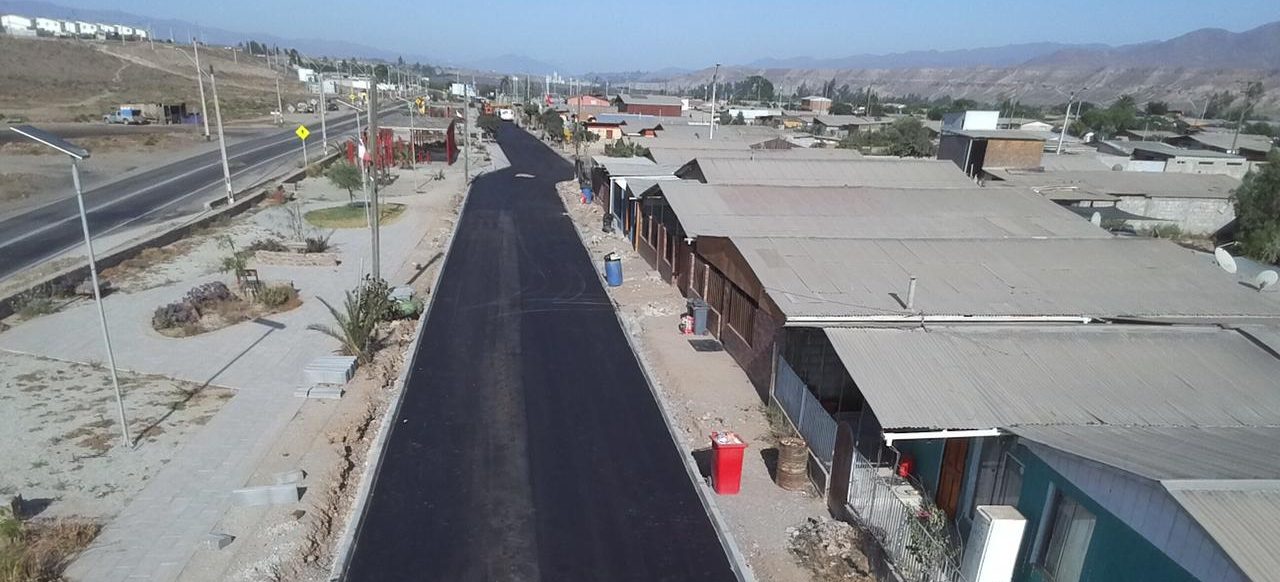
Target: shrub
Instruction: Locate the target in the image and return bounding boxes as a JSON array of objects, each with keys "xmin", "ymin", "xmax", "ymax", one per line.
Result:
[
  {"xmin": 184, "ymin": 281, "xmax": 234, "ymax": 311},
  {"xmin": 143, "ymin": 135, "xmax": 159, "ymax": 147},
  {"xmin": 433, "ymin": 170, "xmax": 446, "ymax": 181},
  {"xmin": 306, "ymin": 163, "xmax": 325, "ymax": 178},
  {"xmin": 258, "ymin": 283, "xmax": 296, "ymax": 308},
  {"xmin": 246, "ymin": 238, "xmax": 288, "ymax": 253},
  {"xmin": 12, "ymin": 289, "xmax": 56, "ymax": 319},
  {"xmin": 304, "ymin": 232, "xmax": 333, "ymax": 253},
  {"xmin": 307, "ymin": 277, "xmax": 392, "ymax": 363},
  {"xmin": 152, "ymin": 301, "xmax": 199, "ymax": 330}
]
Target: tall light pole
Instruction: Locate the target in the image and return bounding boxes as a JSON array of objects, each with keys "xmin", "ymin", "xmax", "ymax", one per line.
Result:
[
  {"xmin": 367, "ymin": 77, "xmax": 382, "ymax": 280},
  {"xmin": 1053, "ymin": 86, "xmax": 1087, "ymax": 155},
  {"xmin": 10, "ymin": 126, "xmax": 130, "ymax": 448},
  {"xmin": 394, "ymin": 96, "xmax": 417, "ymax": 169},
  {"xmin": 209, "ymin": 65, "xmax": 234, "ymax": 202},
  {"xmin": 463, "ymin": 77, "xmax": 471, "ymax": 182},
  {"xmin": 709, "ymin": 63, "xmax": 721, "ymax": 140},
  {"xmin": 191, "ymin": 37, "xmax": 210, "ymax": 140},
  {"xmin": 275, "ymin": 76, "xmax": 284, "ymax": 126},
  {"xmin": 318, "ymin": 71, "xmax": 329, "ymax": 152}
]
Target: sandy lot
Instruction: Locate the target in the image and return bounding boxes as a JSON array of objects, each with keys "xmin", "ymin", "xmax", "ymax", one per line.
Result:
[{"xmin": 0, "ymin": 351, "xmax": 233, "ymax": 520}]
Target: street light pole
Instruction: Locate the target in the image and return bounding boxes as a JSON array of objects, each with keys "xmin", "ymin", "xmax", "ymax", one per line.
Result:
[
  {"xmin": 367, "ymin": 80, "xmax": 381, "ymax": 280},
  {"xmin": 275, "ymin": 76, "xmax": 284, "ymax": 126},
  {"xmin": 192, "ymin": 37, "xmax": 210, "ymax": 140},
  {"xmin": 710, "ymin": 63, "xmax": 720, "ymax": 140},
  {"xmin": 318, "ymin": 72, "xmax": 328, "ymax": 152},
  {"xmin": 9, "ymin": 125, "xmax": 130, "ymax": 448},
  {"xmin": 71, "ymin": 159, "xmax": 131, "ymax": 447},
  {"xmin": 209, "ymin": 65, "xmax": 234, "ymax": 203}
]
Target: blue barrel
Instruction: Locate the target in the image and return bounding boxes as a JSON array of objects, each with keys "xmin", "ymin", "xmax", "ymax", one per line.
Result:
[
  {"xmin": 581, "ymin": 186, "xmax": 594, "ymax": 203},
  {"xmin": 604, "ymin": 253, "xmax": 623, "ymax": 287}
]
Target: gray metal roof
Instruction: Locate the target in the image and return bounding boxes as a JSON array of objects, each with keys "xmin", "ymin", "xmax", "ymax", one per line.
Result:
[
  {"xmin": 678, "ymin": 158, "xmax": 973, "ymax": 188},
  {"xmin": 1131, "ymin": 141, "xmax": 1246, "ymax": 159},
  {"xmin": 992, "ymin": 169, "xmax": 1241, "ymax": 199},
  {"xmin": 813, "ymin": 115, "xmax": 892, "ymax": 127},
  {"xmin": 1172, "ymin": 131, "xmax": 1276, "ymax": 154},
  {"xmin": 655, "ymin": 182, "xmax": 1108, "ymax": 239},
  {"xmin": 1166, "ymin": 482, "xmax": 1280, "ymax": 582},
  {"xmin": 824, "ymin": 325, "xmax": 1280, "ymax": 431},
  {"xmin": 657, "ymin": 124, "xmax": 783, "ymax": 141},
  {"xmin": 633, "ymin": 136, "xmax": 759, "ymax": 151},
  {"xmin": 589, "ymin": 155, "xmax": 678, "ymax": 177},
  {"xmin": 1012, "ymin": 425, "xmax": 1280, "ymax": 481},
  {"xmin": 1038, "ymin": 154, "xmax": 1112, "ymax": 172},
  {"xmin": 377, "ymin": 112, "xmax": 454, "ymax": 131},
  {"xmin": 734, "ymin": 237, "xmax": 1280, "ymax": 318},
  {"xmin": 647, "ymin": 147, "xmax": 862, "ymax": 167},
  {"xmin": 617, "ymin": 94, "xmax": 684, "ymax": 107},
  {"xmin": 950, "ymin": 129, "xmax": 1049, "ymax": 141}
]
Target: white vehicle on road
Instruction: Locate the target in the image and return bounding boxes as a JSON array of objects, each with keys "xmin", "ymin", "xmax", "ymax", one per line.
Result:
[{"xmin": 498, "ymin": 108, "xmax": 515, "ymax": 121}]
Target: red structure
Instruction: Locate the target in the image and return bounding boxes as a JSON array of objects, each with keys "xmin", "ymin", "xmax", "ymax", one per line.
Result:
[
  {"xmin": 710, "ymin": 432, "xmax": 747, "ymax": 495},
  {"xmin": 616, "ymin": 94, "xmax": 683, "ymax": 117}
]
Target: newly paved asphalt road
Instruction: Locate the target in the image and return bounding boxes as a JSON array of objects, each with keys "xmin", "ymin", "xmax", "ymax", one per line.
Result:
[
  {"xmin": 0, "ymin": 110, "xmax": 379, "ymax": 280},
  {"xmin": 342, "ymin": 124, "xmax": 736, "ymax": 581}
]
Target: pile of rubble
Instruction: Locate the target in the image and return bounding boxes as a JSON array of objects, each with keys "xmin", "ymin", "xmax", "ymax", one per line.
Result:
[{"xmin": 787, "ymin": 517, "xmax": 874, "ymax": 581}]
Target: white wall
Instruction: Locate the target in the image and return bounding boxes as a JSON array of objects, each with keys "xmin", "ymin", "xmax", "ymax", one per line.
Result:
[{"xmin": 1115, "ymin": 196, "xmax": 1235, "ymax": 235}]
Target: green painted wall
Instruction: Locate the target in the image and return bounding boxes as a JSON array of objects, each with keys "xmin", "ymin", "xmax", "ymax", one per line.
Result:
[
  {"xmin": 1009, "ymin": 445, "xmax": 1198, "ymax": 582},
  {"xmin": 896, "ymin": 439, "xmax": 944, "ymax": 498}
]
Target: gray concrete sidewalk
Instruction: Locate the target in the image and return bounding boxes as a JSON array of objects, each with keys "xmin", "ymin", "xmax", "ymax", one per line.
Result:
[{"xmin": 0, "ymin": 163, "xmax": 459, "ymax": 582}]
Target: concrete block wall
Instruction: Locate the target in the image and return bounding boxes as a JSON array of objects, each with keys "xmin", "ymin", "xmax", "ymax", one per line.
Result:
[{"xmin": 1115, "ymin": 196, "xmax": 1234, "ymax": 235}]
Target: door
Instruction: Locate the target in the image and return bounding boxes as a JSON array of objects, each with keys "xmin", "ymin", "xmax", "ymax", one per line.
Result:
[{"xmin": 936, "ymin": 439, "xmax": 969, "ymax": 519}]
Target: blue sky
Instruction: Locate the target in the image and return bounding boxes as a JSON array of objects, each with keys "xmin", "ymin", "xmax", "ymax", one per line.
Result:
[{"xmin": 53, "ymin": 0, "xmax": 1280, "ymax": 72}]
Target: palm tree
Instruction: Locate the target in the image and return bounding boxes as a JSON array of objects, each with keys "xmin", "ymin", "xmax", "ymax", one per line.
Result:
[{"xmin": 307, "ymin": 278, "xmax": 390, "ymax": 363}]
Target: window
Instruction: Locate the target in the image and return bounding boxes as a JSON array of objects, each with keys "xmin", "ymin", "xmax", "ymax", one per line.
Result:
[
  {"xmin": 724, "ymin": 282, "xmax": 756, "ymax": 342},
  {"xmin": 969, "ymin": 437, "xmax": 1023, "ymax": 518},
  {"xmin": 1039, "ymin": 492, "xmax": 1096, "ymax": 582}
]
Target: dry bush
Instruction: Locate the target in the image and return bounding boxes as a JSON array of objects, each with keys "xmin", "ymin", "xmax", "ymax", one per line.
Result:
[{"xmin": 0, "ymin": 518, "xmax": 101, "ymax": 582}]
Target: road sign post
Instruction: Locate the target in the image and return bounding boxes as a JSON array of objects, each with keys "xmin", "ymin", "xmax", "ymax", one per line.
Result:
[{"xmin": 296, "ymin": 125, "xmax": 311, "ymax": 166}]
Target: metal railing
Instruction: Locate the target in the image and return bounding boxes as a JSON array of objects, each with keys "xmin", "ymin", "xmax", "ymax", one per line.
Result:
[
  {"xmin": 845, "ymin": 449, "xmax": 963, "ymax": 582},
  {"xmin": 774, "ymin": 358, "xmax": 837, "ymax": 468}
]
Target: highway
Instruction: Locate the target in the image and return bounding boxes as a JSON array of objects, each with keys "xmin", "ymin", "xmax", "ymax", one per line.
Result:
[
  {"xmin": 0, "ymin": 109, "xmax": 389, "ymax": 281},
  {"xmin": 340, "ymin": 124, "xmax": 736, "ymax": 581}
]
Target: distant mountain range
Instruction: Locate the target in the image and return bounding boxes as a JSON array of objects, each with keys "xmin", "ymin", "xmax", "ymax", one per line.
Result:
[
  {"xmin": 746, "ymin": 42, "xmax": 1102, "ymax": 70},
  {"xmin": 1025, "ymin": 21, "xmax": 1280, "ymax": 68}
]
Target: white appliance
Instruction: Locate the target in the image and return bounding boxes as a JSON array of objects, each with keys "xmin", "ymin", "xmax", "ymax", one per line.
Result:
[{"xmin": 961, "ymin": 505, "xmax": 1027, "ymax": 582}]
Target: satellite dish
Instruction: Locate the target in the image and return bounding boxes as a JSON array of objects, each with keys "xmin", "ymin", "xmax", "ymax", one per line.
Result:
[
  {"xmin": 1090, "ymin": 212, "xmax": 1102, "ymax": 226},
  {"xmin": 1257, "ymin": 270, "xmax": 1279, "ymax": 291},
  {"xmin": 1214, "ymin": 247, "xmax": 1238, "ymax": 274}
]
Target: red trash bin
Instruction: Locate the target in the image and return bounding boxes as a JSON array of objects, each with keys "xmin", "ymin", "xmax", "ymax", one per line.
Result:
[{"xmin": 710, "ymin": 431, "xmax": 747, "ymax": 495}]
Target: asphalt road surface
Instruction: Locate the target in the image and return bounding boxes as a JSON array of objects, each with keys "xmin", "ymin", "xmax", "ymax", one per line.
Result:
[
  {"xmin": 342, "ymin": 124, "xmax": 736, "ymax": 582},
  {"xmin": 0, "ymin": 109, "xmax": 382, "ymax": 280}
]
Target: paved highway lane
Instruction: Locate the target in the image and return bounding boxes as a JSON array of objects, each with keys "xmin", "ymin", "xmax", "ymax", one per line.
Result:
[
  {"xmin": 0, "ymin": 109, "xmax": 389, "ymax": 280},
  {"xmin": 341, "ymin": 124, "xmax": 736, "ymax": 581}
]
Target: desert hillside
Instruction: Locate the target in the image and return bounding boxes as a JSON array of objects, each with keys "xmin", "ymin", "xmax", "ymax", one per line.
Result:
[{"xmin": 0, "ymin": 36, "xmax": 311, "ymax": 123}]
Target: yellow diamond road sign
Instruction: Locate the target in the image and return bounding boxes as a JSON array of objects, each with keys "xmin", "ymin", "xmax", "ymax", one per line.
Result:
[{"xmin": 295, "ymin": 125, "xmax": 310, "ymax": 140}]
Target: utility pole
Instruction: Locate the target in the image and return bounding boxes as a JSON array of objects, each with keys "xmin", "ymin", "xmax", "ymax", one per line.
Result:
[
  {"xmin": 1056, "ymin": 88, "xmax": 1087, "ymax": 155},
  {"xmin": 367, "ymin": 81, "xmax": 381, "ymax": 280},
  {"xmin": 193, "ymin": 37, "xmax": 210, "ymax": 140},
  {"xmin": 865, "ymin": 84, "xmax": 874, "ymax": 117},
  {"xmin": 275, "ymin": 76, "xmax": 284, "ymax": 126},
  {"xmin": 710, "ymin": 63, "xmax": 720, "ymax": 140},
  {"xmin": 209, "ymin": 65, "xmax": 234, "ymax": 203},
  {"xmin": 464, "ymin": 75, "xmax": 472, "ymax": 181}
]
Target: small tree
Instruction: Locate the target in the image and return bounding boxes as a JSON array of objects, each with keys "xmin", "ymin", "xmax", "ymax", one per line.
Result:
[
  {"xmin": 830, "ymin": 102, "xmax": 854, "ymax": 115},
  {"xmin": 307, "ymin": 277, "xmax": 392, "ymax": 364},
  {"xmin": 476, "ymin": 112, "xmax": 500, "ymax": 137},
  {"xmin": 326, "ymin": 161, "xmax": 362, "ymax": 203},
  {"xmin": 732, "ymin": 111, "xmax": 746, "ymax": 125},
  {"xmin": 604, "ymin": 139, "xmax": 649, "ymax": 158},
  {"xmin": 1233, "ymin": 149, "xmax": 1280, "ymax": 263},
  {"xmin": 540, "ymin": 109, "xmax": 564, "ymax": 141}
]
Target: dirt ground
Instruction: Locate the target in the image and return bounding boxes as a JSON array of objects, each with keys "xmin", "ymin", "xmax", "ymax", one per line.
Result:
[
  {"xmin": 0, "ymin": 351, "xmax": 233, "ymax": 520},
  {"xmin": 0, "ymin": 36, "xmax": 309, "ymax": 124}
]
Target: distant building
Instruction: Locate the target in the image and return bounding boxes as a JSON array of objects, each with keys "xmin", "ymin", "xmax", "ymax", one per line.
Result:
[
  {"xmin": 0, "ymin": 14, "xmax": 35, "ymax": 36},
  {"xmin": 799, "ymin": 95, "xmax": 831, "ymax": 113},
  {"xmin": 615, "ymin": 94, "xmax": 684, "ymax": 116},
  {"xmin": 1165, "ymin": 131, "xmax": 1277, "ymax": 162},
  {"xmin": 942, "ymin": 110, "xmax": 1000, "ymax": 132},
  {"xmin": 74, "ymin": 21, "xmax": 99, "ymax": 38},
  {"xmin": 33, "ymin": 17, "xmax": 60, "ymax": 36},
  {"xmin": 810, "ymin": 115, "xmax": 893, "ymax": 138},
  {"xmin": 938, "ymin": 129, "xmax": 1047, "ymax": 176},
  {"xmin": 566, "ymin": 95, "xmax": 611, "ymax": 108},
  {"xmin": 297, "ymin": 67, "xmax": 316, "ymax": 83},
  {"xmin": 1099, "ymin": 141, "xmax": 1251, "ymax": 179}
]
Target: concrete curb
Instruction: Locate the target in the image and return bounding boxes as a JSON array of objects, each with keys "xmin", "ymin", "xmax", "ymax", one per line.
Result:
[
  {"xmin": 326, "ymin": 162, "xmax": 477, "ymax": 581},
  {"xmin": 554, "ymin": 175, "xmax": 756, "ymax": 581},
  {"xmin": 0, "ymin": 151, "xmax": 342, "ymax": 320}
]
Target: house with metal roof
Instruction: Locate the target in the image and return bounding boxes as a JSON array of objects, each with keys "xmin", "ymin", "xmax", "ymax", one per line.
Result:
[
  {"xmin": 674, "ymin": 157, "xmax": 973, "ymax": 188},
  {"xmin": 800, "ymin": 324, "xmax": 1280, "ymax": 582},
  {"xmin": 991, "ymin": 169, "xmax": 1241, "ymax": 235},
  {"xmin": 613, "ymin": 94, "xmax": 685, "ymax": 116},
  {"xmin": 938, "ymin": 129, "xmax": 1048, "ymax": 177},
  {"xmin": 1165, "ymin": 130, "xmax": 1277, "ymax": 162},
  {"xmin": 1098, "ymin": 140, "xmax": 1252, "ymax": 179},
  {"xmin": 811, "ymin": 115, "xmax": 893, "ymax": 138}
]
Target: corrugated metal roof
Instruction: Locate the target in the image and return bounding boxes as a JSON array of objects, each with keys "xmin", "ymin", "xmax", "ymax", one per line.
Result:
[
  {"xmin": 1166, "ymin": 482, "xmax": 1280, "ymax": 582},
  {"xmin": 824, "ymin": 325, "xmax": 1280, "ymax": 431},
  {"xmin": 1175, "ymin": 131, "xmax": 1276, "ymax": 154},
  {"xmin": 1038, "ymin": 154, "xmax": 1112, "ymax": 172},
  {"xmin": 735, "ymin": 237, "xmax": 1280, "ymax": 318},
  {"xmin": 680, "ymin": 158, "xmax": 973, "ymax": 188},
  {"xmin": 633, "ymin": 136, "xmax": 758, "ymax": 151},
  {"xmin": 590, "ymin": 156, "xmax": 679, "ymax": 177},
  {"xmin": 617, "ymin": 94, "xmax": 684, "ymax": 107},
  {"xmin": 992, "ymin": 169, "xmax": 1240, "ymax": 199},
  {"xmin": 647, "ymin": 147, "xmax": 862, "ymax": 167},
  {"xmin": 1131, "ymin": 141, "xmax": 1245, "ymax": 159},
  {"xmin": 655, "ymin": 182, "xmax": 1108, "ymax": 239},
  {"xmin": 657, "ymin": 124, "xmax": 783, "ymax": 141},
  {"xmin": 813, "ymin": 115, "xmax": 892, "ymax": 127},
  {"xmin": 951, "ymin": 129, "xmax": 1049, "ymax": 141},
  {"xmin": 1012, "ymin": 425, "xmax": 1280, "ymax": 481}
]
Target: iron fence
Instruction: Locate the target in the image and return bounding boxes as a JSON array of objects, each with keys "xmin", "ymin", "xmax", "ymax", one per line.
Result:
[{"xmin": 773, "ymin": 358, "xmax": 837, "ymax": 468}]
